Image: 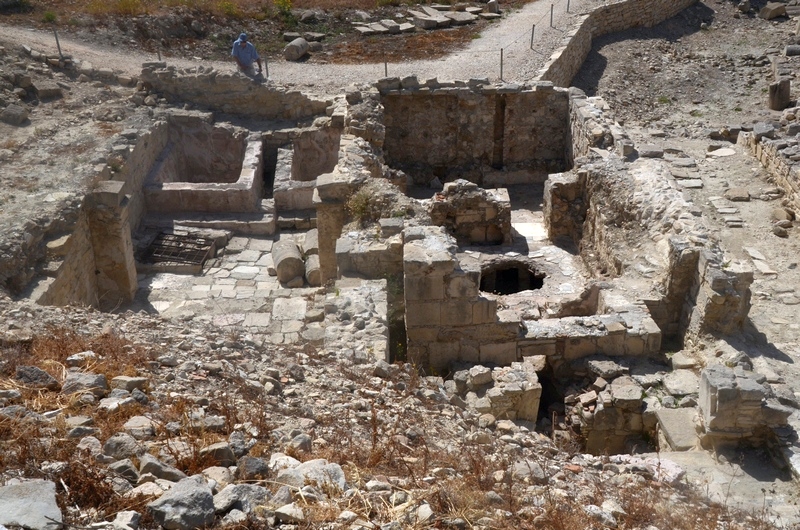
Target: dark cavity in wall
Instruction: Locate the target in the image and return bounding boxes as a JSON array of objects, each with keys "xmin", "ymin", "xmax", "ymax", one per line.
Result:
[
  {"xmin": 389, "ymin": 319, "xmax": 408, "ymax": 363},
  {"xmin": 262, "ymin": 145, "xmax": 279, "ymax": 198},
  {"xmin": 480, "ymin": 261, "xmax": 545, "ymax": 295}
]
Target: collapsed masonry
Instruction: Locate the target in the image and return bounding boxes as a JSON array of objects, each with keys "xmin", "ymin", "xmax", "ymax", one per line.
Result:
[
  {"xmin": 23, "ymin": 64, "xmax": 785, "ymax": 453},
  {"xmin": 18, "ymin": 48, "xmax": 794, "ymax": 456}
]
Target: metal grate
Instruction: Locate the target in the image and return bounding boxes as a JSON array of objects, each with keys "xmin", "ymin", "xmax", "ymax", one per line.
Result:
[{"xmin": 142, "ymin": 232, "xmax": 215, "ymax": 270}]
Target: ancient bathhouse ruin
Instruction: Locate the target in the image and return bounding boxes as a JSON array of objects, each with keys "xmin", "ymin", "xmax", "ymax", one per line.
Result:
[{"xmin": 11, "ymin": 0, "xmax": 798, "ymax": 463}]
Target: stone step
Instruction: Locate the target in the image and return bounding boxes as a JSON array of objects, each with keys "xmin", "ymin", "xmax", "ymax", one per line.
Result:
[
  {"xmin": 656, "ymin": 408, "xmax": 699, "ymax": 451},
  {"xmin": 277, "ymin": 209, "xmax": 317, "ymax": 231},
  {"xmin": 143, "ymin": 208, "xmax": 276, "ymax": 236},
  {"xmin": 23, "ymin": 276, "xmax": 55, "ymax": 305}
]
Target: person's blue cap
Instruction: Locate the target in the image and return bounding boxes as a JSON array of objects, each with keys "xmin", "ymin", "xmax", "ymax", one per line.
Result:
[{"xmin": 238, "ymin": 33, "xmax": 247, "ymax": 42}]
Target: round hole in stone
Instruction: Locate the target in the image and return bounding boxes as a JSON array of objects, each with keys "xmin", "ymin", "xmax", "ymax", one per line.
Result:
[{"xmin": 479, "ymin": 261, "xmax": 545, "ymax": 295}]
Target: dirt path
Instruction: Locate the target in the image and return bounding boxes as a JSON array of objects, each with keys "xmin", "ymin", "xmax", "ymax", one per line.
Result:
[{"xmin": 0, "ymin": 0, "xmax": 600, "ymax": 95}]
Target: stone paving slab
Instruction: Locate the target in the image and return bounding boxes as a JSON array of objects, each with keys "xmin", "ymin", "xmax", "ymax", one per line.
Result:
[{"xmin": 656, "ymin": 408, "xmax": 698, "ymax": 451}]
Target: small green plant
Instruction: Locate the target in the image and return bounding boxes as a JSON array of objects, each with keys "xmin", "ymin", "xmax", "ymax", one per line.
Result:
[
  {"xmin": 273, "ymin": 0, "xmax": 296, "ymax": 25},
  {"xmin": 690, "ymin": 109, "xmax": 703, "ymax": 117},
  {"xmin": 734, "ymin": 106, "xmax": 742, "ymax": 112},
  {"xmin": 274, "ymin": 0, "xmax": 291, "ymax": 15},
  {"xmin": 346, "ymin": 188, "xmax": 375, "ymax": 225},
  {"xmin": 657, "ymin": 95, "xmax": 670, "ymax": 104},
  {"xmin": 42, "ymin": 10, "xmax": 57, "ymax": 23}
]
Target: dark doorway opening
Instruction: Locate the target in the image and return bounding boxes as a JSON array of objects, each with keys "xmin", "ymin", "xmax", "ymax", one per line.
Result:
[{"xmin": 480, "ymin": 262, "xmax": 545, "ymax": 295}]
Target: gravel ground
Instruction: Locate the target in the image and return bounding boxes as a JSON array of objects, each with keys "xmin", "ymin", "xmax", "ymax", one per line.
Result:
[{"xmin": 0, "ymin": 0, "xmax": 601, "ymax": 95}]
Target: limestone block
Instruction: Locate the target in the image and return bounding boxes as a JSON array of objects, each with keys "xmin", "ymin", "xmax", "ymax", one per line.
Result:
[
  {"xmin": 305, "ymin": 254, "xmax": 321, "ymax": 287},
  {"xmin": 90, "ymin": 180, "xmax": 127, "ymax": 208},
  {"xmin": 302, "ymin": 229, "xmax": 319, "ymax": 256},
  {"xmin": 379, "ymin": 19, "xmax": 402, "ymax": 34},
  {"xmin": 284, "ymin": 38, "xmax": 310, "ymax": 62},
  {"xmin": 769, "ymin": 78, "xmax": 791, "ymax": 111},
  {"xmin": 428, "ymin": 341, "xmax": 461, "ymax": 371},
  {"xmin": 564, "ymin": 336, "xmax": 597, "ymax": 361},
  {"xmin": 519, "ymin": 340, "xmax": 556, "ymax": 358},
  {"xmin": 403, "ymin": 231, "xmax": 457, "ymax": 275},
  {"xmin": 33, "ymin": 80, "xmax": 62, "ymax": 99},
  {"xmin": 443, "ymin": 11, "xmax": 478, "ymax": 24},
  {"xmin": 408, "ymin": 11, "xmax": 440, "ymax": 29},
  {"xmin": 610, "ymin": 376, "xmax": 643, "ymax": 412},
  {"xmin": 405, "ymin": 275, "xmax": 445, "ymax": 301},
  {"xmin": 656, "ymin": 408, "xmax": 698, "ymax": 451},
  {"xmin": 663, "ymin": 369, "xmax": 699, "ymax": 397},
  {"xmin": 480, "ymin": 342, "xmax": 517, "ymax": 365},
  {"xmin": 759, "ymin": 2, "xmax": 786, "ymax": 19},
  {"xmin": 405, "ymin": 301, "xmax": 441, "ymax": 327},
  {"xmin": 441, "ymin": 301, "xmax": 473, "ymax": 326},
  {"xmin": 272, "ymin": 240, "xmax": 305, "ymax": 283},
  {"xmin": 472, "ymin": 298, "xmax": 497, "ymax": 324},
  {"xmin": 447, "ymin": 273, "xmax": 479, "ymax": 298}
]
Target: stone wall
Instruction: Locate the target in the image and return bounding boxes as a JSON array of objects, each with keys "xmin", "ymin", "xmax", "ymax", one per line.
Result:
[
  {"xmin": 336, "ymin": 231, "xmax": 404, "ymax": 278},
  {"xmin": 404, "ymin": 226, "xmax": 519, "ymax": 372},
  {"xmin": 37, "ymin": 208, "xmax": 98, "ymax": 307},
  {"xmin": 519, "ymin": 309, "xmax": 661, "ymax": 380},
  {"xmin": 546, "ymin": 93, "xmax": 753, "ymax": 343},
  {"xmin": 39, "ymin": 181, "xmax": 137, "ymax": 309},
  {"xmin": 273, "ymin": 127, "xmax": 343, "ymax": 213},
  {"xmin": 568, "ymin": 93, "xmax": 632, "ymax": 163},
  {"xmin": 144, "ymin": 138, "xmax": 264, "ymax": 214},
  {"xmin": 0, "ymin": 197, "xmax": 82, "ymax": 296},
  {"xmin": 429, "ymin": 180, "xmax": 512, "ymax": 246},
  {"xmin": 380, "ymin": 80, "xmax": 569, "ymax": 185},
  {"xmin": 111, "ymin": 121, "xmax": 170, "ymax": 234},
  {"xmin": 699, "ymin": 365, "xmax": 791, "ymax": 449},
  {"xmin": 151, "ymin": 118, "xmax": 248, "ymax": 185},
  {"xmin": 139, "ymin": 63, "xmax": 331, "ymax": 121},
  {"xmin": 536, "ymin": 0, "xmax": 699, "ymax": 87},
  {"xmin": 738, "ymin": 131, "xmax": 800, "ymax": 209}
]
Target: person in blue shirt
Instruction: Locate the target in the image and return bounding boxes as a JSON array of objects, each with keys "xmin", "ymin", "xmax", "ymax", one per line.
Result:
[{"xmin": 231, "ymin": 33, "xmax": 263, "ymax": 77}]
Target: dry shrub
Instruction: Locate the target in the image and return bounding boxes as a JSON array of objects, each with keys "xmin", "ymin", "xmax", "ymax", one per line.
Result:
[
  {"xmin": 19, "ymin": 325, "xmax": 152, "ymax": 378},
  {"xmin": 426, "ymin": 479, "xmax": 486, "ymax": 524}
]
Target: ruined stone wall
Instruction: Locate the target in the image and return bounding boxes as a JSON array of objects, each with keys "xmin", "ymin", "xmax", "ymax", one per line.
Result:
[
  {"xmin": 429, "ymin": 180, "xmax": 512, "ymax": 246},
  {"xmin": 404, "ymin": 226, "xmax": 519, "ymax": 372},
  {"xmin": 111, "ymin": 121, "xmax": 170, "ymax": 233},
  {"xmin": 336, "ymin": 232, "xmax": 404, "ymax": 278},
  {"xmin": 38, "ymin": 181, "xmax": 138, "ymax": 309},
  {"xmin": 683, "ymin": 250, "xmax": 753, "ymax": 338},
  {"xmin": 144, "ymin": 138, "xmax": 264, "ymax": 214},
  {"xmin": 569, "ymin": 92, "xmax": 632, "ymax": 163},
  {"xmin": 546, "ymin": 162, "xmax": 752, "ymax": 342},
  {"xmin": 380, "ymin": 82, "xmax": 568, "ymax": 185},
  {"xmin": 37, "ymin": 208, "xmax": 98, "ymax": 307},
  {"xmin": 139, "ymin": 63, "xmax": 331, "ymax": 121},
  {"xmin": 738, "ymin": 131, "xmax": 800, "ymax": 209},
  {"xmin": 537, "ymin": 0, "xmax": 699, "ymax": 87},
  {"xmin": 0, "ymin": 198, "xmax": 82, "ymax": 296},
  {"xmin": 291, "ymin": 128, "xmax": 341, "ymax": 182},
  {"xmin": 154, "ymin": 118, "xmax": 248, "ymax": 184}
]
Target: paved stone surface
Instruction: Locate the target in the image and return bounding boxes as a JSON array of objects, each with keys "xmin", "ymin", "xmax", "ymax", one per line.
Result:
[
  {"xmin": 663, "ymin": 369, "xmax": 700, "ymax": 396},
  {"xmin": 656, "ymin": 408, "xmax": 698, "ymax": 451}
]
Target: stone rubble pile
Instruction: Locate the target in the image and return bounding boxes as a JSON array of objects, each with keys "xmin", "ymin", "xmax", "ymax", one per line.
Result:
[
  {"xmin": 0, "ymin": 297, "xmax": 774, "ymax": 530},
  {"xmin": 353, "ymin": 2, "xmax": 495, "ymax": 36}
]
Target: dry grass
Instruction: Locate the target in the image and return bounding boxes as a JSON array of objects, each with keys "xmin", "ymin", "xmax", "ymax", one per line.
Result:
[
  {"xmin": 0, "ymin": 329, "xmax": 793, "ymax": 529},
  {"xmin": 329, "ymin": 25, "xmax": 481, "ymax": 63}
]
